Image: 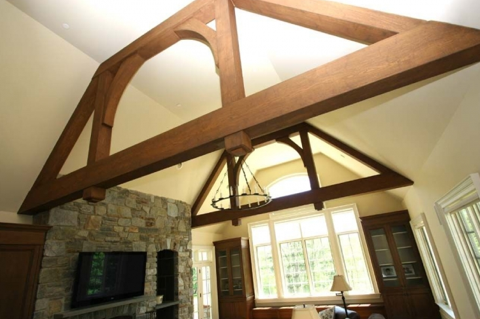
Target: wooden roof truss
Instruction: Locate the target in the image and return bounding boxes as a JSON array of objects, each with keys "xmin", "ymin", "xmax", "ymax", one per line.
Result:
[{"xmin": 19, "ymin": 0, "xmax": 480, "ymax": 224}]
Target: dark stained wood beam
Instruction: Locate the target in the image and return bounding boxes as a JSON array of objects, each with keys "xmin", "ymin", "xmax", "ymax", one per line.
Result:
[
  {"xmin": 276, "ymin": 137, "xmax": 305, "ymax": 162},
  {"xmin": 83, "ymin": 71, "xmax": 114, "ymax": 202},
  {"xmin": 232, "ymin": 0, "xmax": 424, "ymax": 44},
  {"xmin": 215, "ymin": 0, "xmax": 245, "ymax": 105},
  {"xmin": 192, "ymin": 172, "xmax": 413, "ymax": 227},
  {"xmin": 252, "ymin": 124, "xmax": 302, "ymax": 147},
  {"xmin": 192, "ymin": 151, "xmax": 228, "ymax": 216},
  {"xmin": 215, "ymin": 0, "xmax": 251, "ymax": 156},
  {"xmin": 299, "ymin": 129, "xmax": 323, "ymax": 210},
  {"xmin": 32, "ymin": 78, "xmax": 98, "ymax": 188},
  {"xmin": 103, "ymin": 53, "xmax": 146, "ymax": 127},
  {"xmin": 20, "ymin": 21, "xmax": 480, "ymax": 215},
  {"xmin": 226, "ymin": 153, "xmax": 238, "ymax": 209},
  {"xmin": 87, "ymin": 72, "xmax": 114, "ymax": 164}
]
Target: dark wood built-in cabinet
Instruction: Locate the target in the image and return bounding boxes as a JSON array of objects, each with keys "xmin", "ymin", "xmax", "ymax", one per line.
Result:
[
  {"xmin": 214, "ymin": 238, "xmax": 254, "ymax": 319},
  {"xmin": 156, "ymin": 250, "xmax": 179, "ymax": 318},
  {"xmin": 0, "ymin": 222, "xmax": 50, "ymax": 319},
  {"xmin": 361, "ymin": 211, "xmax": 440, "ymax": 319}
]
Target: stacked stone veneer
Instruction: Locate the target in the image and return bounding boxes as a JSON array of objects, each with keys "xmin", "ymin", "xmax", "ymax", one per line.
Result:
[{"xmin": 32, "ymin": 186, "xmax": 192, "ymax": 319}]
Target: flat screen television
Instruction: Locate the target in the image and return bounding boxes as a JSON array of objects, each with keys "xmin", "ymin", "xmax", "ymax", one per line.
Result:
[{"xmin": 71, "ymin": 252, "xmax": 147, "ymax": 308}]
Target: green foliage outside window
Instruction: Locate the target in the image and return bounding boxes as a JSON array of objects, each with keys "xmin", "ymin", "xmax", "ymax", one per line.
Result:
[
  {"xmin": 257, "ymin": 245, "xmax": 277, "ymax": 297},
  {"xmin": 305, "ymin": 238, "xmax": 335, "ymax": 293}
]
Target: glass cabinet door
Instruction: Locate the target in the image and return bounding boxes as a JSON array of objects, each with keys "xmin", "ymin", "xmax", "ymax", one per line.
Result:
[
  {"xmin": 392, "ymin": 225, "xmax": 425, "ymax": 286},
  {"xmin": 230, "ymin": 249, "xmax": 244, "ymax": 295},
  {"xmin": 218, "ymin": 250, "xmax": 230, "ymax": 296},
  {"xmin": 370, "ymin": 228, "xmax": 400, "ymax": 287}
]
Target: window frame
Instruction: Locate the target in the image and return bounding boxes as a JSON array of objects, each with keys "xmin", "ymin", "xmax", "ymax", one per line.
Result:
[
  {"xmin": 411, "ymin": 213, "xmax": 458, "ymax": 319},
  {"xmin": 435, "ymin": 173, "xmax": 480, "ymax": 315},
  {"xmin": 248, "ymin": 204, "xmax": 380, "ymax": 306}
]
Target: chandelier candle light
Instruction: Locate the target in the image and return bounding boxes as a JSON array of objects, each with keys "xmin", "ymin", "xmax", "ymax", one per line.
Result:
[{"xmin": 211, "ymin": 159, "xmax": 272, "ymax": 210}]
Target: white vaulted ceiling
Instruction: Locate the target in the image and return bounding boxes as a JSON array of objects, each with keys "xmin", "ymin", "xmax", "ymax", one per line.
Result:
[{"xmin": 1, "ymin": 0, "xmax": 480, "ymax": 225}]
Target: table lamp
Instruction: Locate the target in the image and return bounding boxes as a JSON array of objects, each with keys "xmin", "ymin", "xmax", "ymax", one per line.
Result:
[{"xmin": 291, "ymin": 304, "xmax": 318, "ymax": 319}]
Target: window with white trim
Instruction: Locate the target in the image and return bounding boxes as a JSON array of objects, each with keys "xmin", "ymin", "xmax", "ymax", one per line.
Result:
[
  {"xmin": 435, "ymin": 173, "xmax": 480, "ymax": 313},
  {"xmin": 249, "ymin": 204, "xmax": 375, "ymax": 301},
  {"xmin": 411, "ymin": 213, "xmax": 456, "ymax": 318}
]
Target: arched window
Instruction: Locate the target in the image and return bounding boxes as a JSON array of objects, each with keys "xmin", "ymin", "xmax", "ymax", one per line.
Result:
[{"xmin": 268, "ymin": 174, "xmax": 311, "ymax": 198}]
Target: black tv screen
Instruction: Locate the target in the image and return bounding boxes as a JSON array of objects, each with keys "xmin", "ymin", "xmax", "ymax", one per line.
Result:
[{"xmin": 71, "ymin": 252, "xmax": 147, "ymax": 308}]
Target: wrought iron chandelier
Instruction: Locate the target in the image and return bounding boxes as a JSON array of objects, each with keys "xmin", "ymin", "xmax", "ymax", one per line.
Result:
[{"xmin": 211, "ymin": 159, "xmax": 272, "ymax": 210}]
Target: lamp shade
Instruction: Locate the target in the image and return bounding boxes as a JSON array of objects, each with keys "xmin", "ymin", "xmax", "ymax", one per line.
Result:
[
  {"xmin": 291, "ymin": 305, "xmax": 318, "ymax": 319},
  {"xmin": 330, "ymin": 275, "xmax": 352, "ymax": 292}
]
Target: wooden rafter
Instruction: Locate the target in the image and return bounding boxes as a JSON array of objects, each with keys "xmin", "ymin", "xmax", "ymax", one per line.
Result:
[
  {"xmin": 19, "ymin": 0, "xmax": 480, "ymax": 215},
  {"xmin": 232, "ymin": 0, "xmax": 424, "ymax": 44}
]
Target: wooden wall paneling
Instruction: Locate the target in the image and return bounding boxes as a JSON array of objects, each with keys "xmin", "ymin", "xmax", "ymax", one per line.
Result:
[
  {"xmin": 0, "ymin": 245, "xmax": 41, "ymax": 319},
  {"xmin": 0, "ymin": 223, "xmax": 51, "ymax": 319},
  {"xmin": 32, "ymin": 78, "xmax": 98, "ymax": 187},
  {"xmin": 20, "ymin": 8, "xmax": 480, "ymax": 215},
  {"xmin": 192, "ymin": 172, "xmax": 412, "ymax": 227},
  {"xmin": 231, "ymin": 0, "xmax": 425, "ymax": 44}
]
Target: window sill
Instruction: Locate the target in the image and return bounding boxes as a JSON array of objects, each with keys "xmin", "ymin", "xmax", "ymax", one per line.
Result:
[
  {"xmin": 437, "ymin": 303, "xmax": 455, "ymax": 319},
  {"xmin": 252, "ymin": 303, "xmax": 386, "ymax": 319},
  {"xmin": 254, "ymin": 293, "xmax": 383, "ymax": 307}
]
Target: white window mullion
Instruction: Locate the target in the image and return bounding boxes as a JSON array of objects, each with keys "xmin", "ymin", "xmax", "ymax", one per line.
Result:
[
  {"xmin": 324, "ymin": 210, "xmax": 345, "ymax": 275},
  {"xmin": 269, "ymin": 220, "xmax": 284, "ymax": 298},
  {"xmin": 451, "ymin": 213, "xmax": 478, "ymax": 280},
  {"xmin": 455, "ymin": 208, "xmax": 480, "ymax": 299},
  {"xmin": 301, "ymin": 239, "xmax": 314, "ymax": 296}
]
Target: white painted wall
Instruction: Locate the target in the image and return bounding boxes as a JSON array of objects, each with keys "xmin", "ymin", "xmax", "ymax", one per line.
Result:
[
  {"xmin": 0, "ymin": 211, "xmax": 32, "ymax": 224},
  {"xmin": 403, "ymin": 64, "xmax": 480, "ymax": 319}
]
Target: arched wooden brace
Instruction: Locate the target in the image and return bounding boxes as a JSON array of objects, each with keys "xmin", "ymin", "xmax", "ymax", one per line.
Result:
[
  {"xmin": 83, "ymin": 20, "xmax": 220, "ymax": 202},
  {"xmin": 174, "ymin": 18, "xmax": 219, "ymax": 67},
  {"xmin": 276, "ymin": 130, "xmax": 323, "ymax": 210},
  {"xmin": 83, "ymin": 71, "xmax": 114, "ymax": 202}
]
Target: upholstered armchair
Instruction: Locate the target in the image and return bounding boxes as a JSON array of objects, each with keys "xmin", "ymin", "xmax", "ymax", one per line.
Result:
[
  {"xmin": 333, "ymin": 306, "xmax": 360, "ymax": 319},
  {"xmin": 318, "ymin": 306, "xmax": 360, "ymax": 319}
]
